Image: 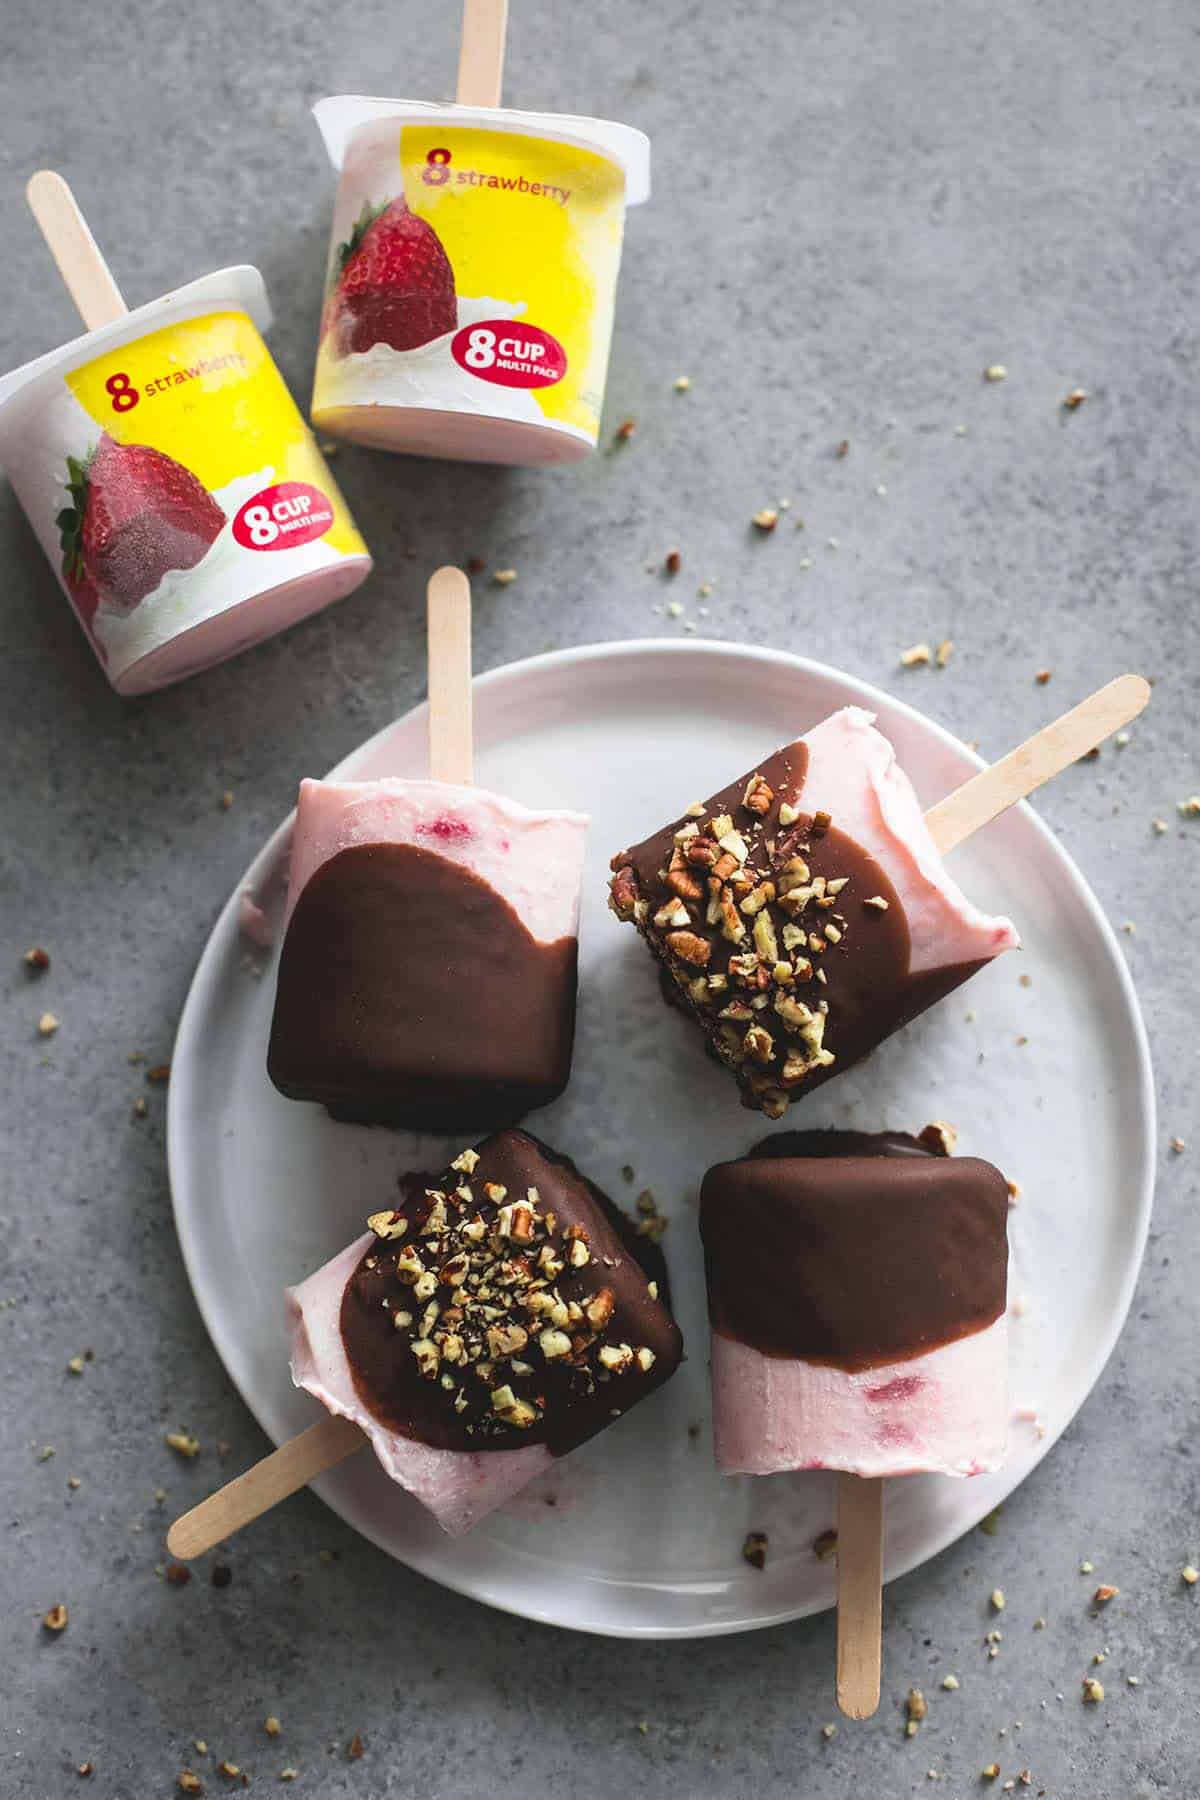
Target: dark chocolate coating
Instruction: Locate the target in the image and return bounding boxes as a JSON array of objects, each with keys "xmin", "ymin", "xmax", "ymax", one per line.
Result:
[
  {"xmin": 267, "ymin": 842, "xmax": 578, "ymax": 1130},
  {"xmin": 340, "ymin": 1130, "xmax": 683, "ymax": 1455},
  {"xmin": 609, "ymin": 741, "xmax": 988, "ymax": 1114},
  {"xmin": 700, "ymin": 1130, "xmax": 1009, "ymax": 1371}
]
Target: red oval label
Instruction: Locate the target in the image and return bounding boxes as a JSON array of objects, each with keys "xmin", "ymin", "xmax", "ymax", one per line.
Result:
[
  {"xmin": 450, "ymin": 321, "xmax": 567, "ymax": 389},
  {"xmin": 232, "ymin": 482, "xmax": 336, "ymax": 552}
]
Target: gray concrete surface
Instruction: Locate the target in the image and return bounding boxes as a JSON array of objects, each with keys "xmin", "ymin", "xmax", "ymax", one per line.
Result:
[{"xmin": 2, "ymin": 0, "xmax": 1198, "ymax": 1794}]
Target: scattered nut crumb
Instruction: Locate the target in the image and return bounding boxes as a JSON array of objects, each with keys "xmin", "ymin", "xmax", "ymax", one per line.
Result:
[
  {"xmin": 280, "ymin": 1772, "xmax": 298, "ymax": 1784},
  {"xmin": 919, "ymin": 1121, "xmax": 958, "ymax": 1156},
  {"xmin": 215, "ymin": 1761, "xmax": 240, "ymax": 1781},
  {"xmin": 674, "ymin": 375, "xmax": 691, "ymax": 392},
  {"xmin": 1181, "ymin": 1565, "xmax": 1198, "ymax": 1586},
  {"xmin": 1063, "ymin": 388, "xmax": 1088, "ymax": 410},
  {"xmin": 742, "ymin": 1530, "xmax": 768, "ymax": 1570},
  {"xmin": 178, "ymin": 1776, "xmax": 204, "ymax": 1796},
  {"xmin": 941, "ymin": 1674, "xmax": 960, "ymax": 1691},
  {"xmin": 900, "ymin": 643, "xmax": 933, "ymax": 668},
  {"xmin": 1082, "ymin": 1677, "xmax": 1104, "ymax": 1704},
  {"xmin": 752, "ymin": 508, "xmax": 779, "ymax": 532},
  {"xmin": 264, "ymin": 1718, "xmax": 282, "ymax": 1738},
  {"xmin": 67, "ymin": 1355, "xmax": 84, "ymax": 1376},
  {"xmin": 38, "ymin": 1011, "xmax": 59, "ymax": 1037},
  {"xmin": 347, "ymin": 1736, "xmax": 365, "ymax": 1761},
  {"xmin": 1115, "ymin": 731, "xmax": 1130, "ymax": 748},
  {"xmin": 1152, "ymin": 818, "xmax": 1169, "ymax": 835},
  {"xmin": 1035, "ymin": 669, "xmax": 1052, "ymax": 685},
  {"xmin": 990, "ymin": 1587, "xmax": 1006, "ymax": 1611},
  {"xmin": 906, "ymin": 1687, "xmax": 928, "ymax": 1724},
  {"xmin": 813, "ymin": 1528, "xmax": 838, "ymax": 1560},
  {"xmin": 1093, "ymin": 1584, "xmax": 1119, "ymax": 1605},
  {"xmin": 132, "ymin": 1096, "xmax": 148, "ymax": 1118},
  {"xmin": 935, "ymin": 639, "xmax": 954, "ymax": 668},
  {"xmin": 77, "ymin": 1763, "xmax": 93, "ymax": 1778},
  {"xmin": 42, "ymin": 1603, "xmax": 68, "ymax": 1633},
  {"xmin": 822, "ymin": 1722, "xmax": 837, "ymax": 1739},
  {"xmin": 24, "ymin": 947, "xmax": 50, "ymax": 973},
  {"xmin": 165, "ymin": 1562, "xmax": 191, "ymax": 1587},
  {"xmin": 68, "ymin": 1476, "xmax": 81, "ymax": 1489},
  {"xmin": 1177, "ymin": 796, "xmax": 1200, "ymax": 818},
  {"xmin": 982, "ymin": 1765, "xmax": 1001, "ymax": 1782},
  {"xmin": 614, "ymin": 418, "xmax": 636, "ymax": 443},
  {"xmin": 165, "ymin": 1431, "xmax": 201, "ymax": 1459},
  {"xmin": 220, "ymin": 791, "xmax": 234, "ymax": 811},
  {"xmin": 664, "ymin": 549, "xmax": 682, "ymax": 575},
  {"xmin": 1033, "ymin": 1617, "xmax": 1046, "ymax": 1630},
  {"xmin": 147, "ymin": 1063, "xmax": 171, "ymax": 1086},
  {"xmin": 1080, "ymin": 1560, "xmax": 1094, "ymax": 1573},
  {"xmin": 984, "ymin": 364, "xmax": 1008, "ymax": 382},
  {"xmin": 835, "ymin": 439, "xmax": 850, "ymax": 458},
  {"xmin": 666, "ymin": 599, "xmax": 684, "ymax": 619}
]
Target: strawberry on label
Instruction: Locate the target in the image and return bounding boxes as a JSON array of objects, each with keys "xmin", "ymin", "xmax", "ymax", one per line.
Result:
[
  {"xmin": 324, "ymin": 199, "xmax": 457, "ymax": 358},
  {"xmin": 57, "ymin": 432, "xmax": 224, "ymax": 616}
]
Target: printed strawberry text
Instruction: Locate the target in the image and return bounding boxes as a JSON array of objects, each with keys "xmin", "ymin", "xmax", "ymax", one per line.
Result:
[
  {"xmin": 422, "ymin": 147, "xmax": 570, "ymax": 207},
  {"xmin": 102, "ymin": 354, "xmax": 247, "ymax": 414}
]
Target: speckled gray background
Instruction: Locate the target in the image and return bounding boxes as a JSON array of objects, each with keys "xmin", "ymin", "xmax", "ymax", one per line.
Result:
[{"xmin": 2, "ymin": 0, "xmax": 1198, "ymax": 1794}]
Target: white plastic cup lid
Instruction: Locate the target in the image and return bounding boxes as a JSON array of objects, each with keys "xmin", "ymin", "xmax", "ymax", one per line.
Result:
[{"xmin": 313, "ymin": 95, "xmax": 651, "ymax": 206}]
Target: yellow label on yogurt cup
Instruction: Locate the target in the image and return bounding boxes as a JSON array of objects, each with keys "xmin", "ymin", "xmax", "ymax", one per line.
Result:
[
  {"xmin": 55, "ymin": 310, "xmax": 367, "ymax": 678},
  {"xmin": 313, "ymin": 124, "xmax": 627, "ymax": 453}
]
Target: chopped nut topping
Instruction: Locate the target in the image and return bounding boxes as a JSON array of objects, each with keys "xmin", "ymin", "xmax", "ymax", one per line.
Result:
[
  {"xmin": 1182, "ymin": 1565, "xmax": 1198, "ymax": 1585},
  {"xmin": 264, "ymin": 1717, "xmax": 282, "ymax": 1738},
  {"xmin": 984, "ymin": 363, "xmax": 1008, "ymax": 382},
  {"xmin": 1082, "ymin": 1677, "xmax": 1104, "ymax": 1704},
  {"xmin": 1063, "ymin": 388, "xmax": 1088, "ymax": 410},
  {"xmin": 752, "ymin": 508, "xmax": 779, "ymax": 532},
  {"xmin": 178, "ymin": 1775, "xmax": 204, "ymax": 1796},
  {"xmin": 935, "ymin": 639, "xmax": 954, "ymax": 668},
  {"xmin": 1093, "ymin": 1583, "xmax": 1119, "ymax": 1604},
  {"xmin": 367, "ymin": 1209, "xmax": 408, "ymax": 1240},
  {"xmin": 863, "ymin": 894, "xmax": 889, "ymax": 912},
  {"xmin": 38, "ymin": 1011, "xmax": 59, "ymax": 1037},
  {"xmin": 919, "ymin": 1121, "xmax": 958, "ymax": 1157},
  {"xmin": 900, "ymin": 643, "xmax": 933, "ymax": 668},
  {"xmin": 778, "ymin": 801, "xmax": 800, "ymax": 827},
  {"xmin": 941, "ymin": 1674, "xmax": 959, "ymax": 1690},
  {"xmin": 742, "ymin": 1530, "xmax": 768, "ymax": 1570},
  {"xmin": 492, "ymin": 568, "xmax": 517, "ymax": 585},
  {"xmin": 165, "ymin": 1431, "xmax": 201, "ymax": 1459},
  {"xmin": 990, "ymin": 1587, "xmax": 1006, "ymax": 1611},
  {"xmin": 906, "ymin": 1687, "xmax": 928, "ymax": 1723}
]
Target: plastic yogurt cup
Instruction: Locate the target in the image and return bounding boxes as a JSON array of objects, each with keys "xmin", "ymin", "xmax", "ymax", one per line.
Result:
[
  {"xmin": 0, "ymin": 266, "xmax": 373, "ymax": 695},
  {"xmin": 310, "ymin": 96, "xmax": 650, "ymax": 466}
]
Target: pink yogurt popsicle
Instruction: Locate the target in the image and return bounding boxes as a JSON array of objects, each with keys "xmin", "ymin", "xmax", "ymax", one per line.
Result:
[
  {"xmin": 287, "ymin": 1130, "xmax": 682, "ymax": 1535},
  {"xmin": 267, "ymin": 778, "xmax": 588, "ymax": 1130},
  {"xmin": 609, "ymin": 707, "xmax": 1019, "ymax": 1117},
  {"xmin": 701, "ymin": 1131, "xmax": 1010, "ymax": 1479}
]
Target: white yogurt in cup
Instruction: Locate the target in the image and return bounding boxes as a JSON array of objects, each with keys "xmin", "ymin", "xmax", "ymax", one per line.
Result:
[
  {"xmin": 0, "ymin": 267, "xmax": 373, "ymax": 695},
  {"xmin": 310, "ymin": 96, "xmax": 650, "ymax": 466}
]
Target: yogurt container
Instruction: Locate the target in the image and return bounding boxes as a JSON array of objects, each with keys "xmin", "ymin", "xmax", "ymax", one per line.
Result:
[
  {"xmin": 0, "ymin": 267, "xmax": 373, "ymax": 695},
  {"xmin": 311, "ymin": 96, "xmax": 650, "ymax": 466}
]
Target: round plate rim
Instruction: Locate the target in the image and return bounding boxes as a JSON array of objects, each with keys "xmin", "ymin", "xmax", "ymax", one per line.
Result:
[{"xmin": 167, "ymin": 638, "xmax": 1156, "ymax": 1639}]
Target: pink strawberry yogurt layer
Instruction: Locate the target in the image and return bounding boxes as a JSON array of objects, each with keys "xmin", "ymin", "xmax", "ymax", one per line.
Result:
[
  {"xmin": 287, "ymin": 1234, "xmax": 552, "ymax": 1536},
  {"xmin": 283, "ymin": 776, "xmax": 588, "ymax": 940},
  {"xmin": 801, "ymin": 706, "xmax": 1019, "ymax": 972},
  {"xmin": 710, "ymin": 1320, "xmax": 1009, "ymax": 1480}
]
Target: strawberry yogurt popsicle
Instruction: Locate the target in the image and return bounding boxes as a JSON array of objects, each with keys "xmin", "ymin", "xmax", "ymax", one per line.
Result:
[
  {"xmin": 701, "ymin": 1130, "xmax": 1010, "ymax": 1479},
  {"xmin": 608, "ymin": 706, "xmax": 1019, "ymax": 1118},
  {"xmin": 287, "ymin": 1129, "xmax": 683, "ymax": 1535},
  {"xmin": 267, "ymin": 777, "xmax": 588, "ymax": 1131}
]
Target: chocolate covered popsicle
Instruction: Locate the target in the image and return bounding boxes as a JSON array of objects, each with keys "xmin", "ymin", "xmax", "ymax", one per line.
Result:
[
  {"xmin": 268, "ymin": 564, "xmax": 589, "ymax": 1131},
  {"xmin": 287, "ymin": 1129, "xmax": 682, "ymax": 1534},
  {"xmin": 608, "ymin": 705, "xmax": 1018, "ymax": 1117},
  {"xmin": 700, "ymin": 1130, "xmax": 1010, "ymax": 1479},
  {"xmin": 267, "ymin": 776, "xmax": 587, "ymax": 1129}
]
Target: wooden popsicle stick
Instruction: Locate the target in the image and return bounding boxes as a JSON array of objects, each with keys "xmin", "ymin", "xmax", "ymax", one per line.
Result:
[
  {"xmin": 457, "ymin": 0, "xmax": 509, "ymax": 107},
  {"xmin": 925, "ymin": 673, "xmax": 1150, "ymax": 855},
  {"xmin": 427, "ymin": 565, "xmax": 474, "ymax": 785},
  {"xmin": 26, "ymin": 170, "xmax": 127, "ymax": 332},
  {"xmin": 836, "ymin": 1473, "xmax": 883, "ymax": 1719},
  {"xmin": 166, "ymin": 1412, "xmax": 363, "ymax": 1561}
]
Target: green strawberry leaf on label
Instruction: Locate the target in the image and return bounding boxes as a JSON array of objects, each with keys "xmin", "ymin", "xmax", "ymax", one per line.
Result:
[
  {"xmin": 58, "ymin": 444, "xmax": 96, "ymax": 581},
  {"xmin": 333, "ymin": 200, "xmax": 389, "ymax": 280}
]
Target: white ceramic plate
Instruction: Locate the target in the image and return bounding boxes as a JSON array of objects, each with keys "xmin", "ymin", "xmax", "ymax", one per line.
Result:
[{"xmin": 168, "ymin": 642, "xmax": 1155, "ymax": 1639}]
